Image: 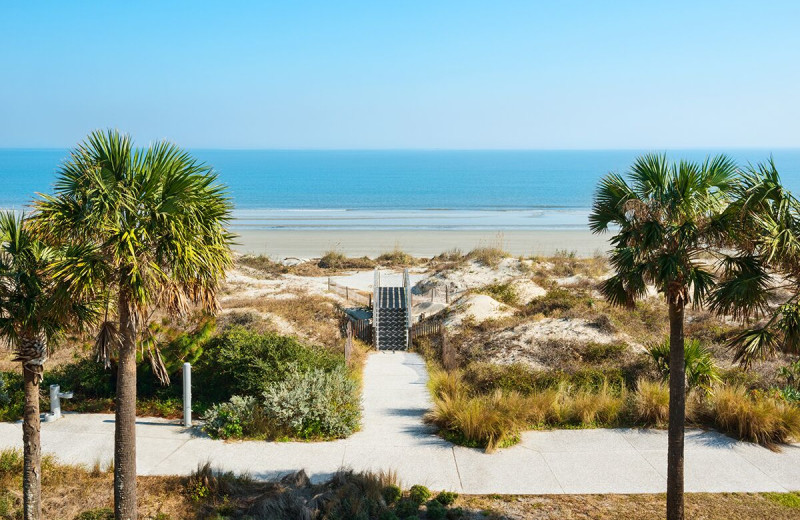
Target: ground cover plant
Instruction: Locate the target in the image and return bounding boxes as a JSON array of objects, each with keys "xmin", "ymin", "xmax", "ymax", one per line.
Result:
[{"xmin": 1, "ymin": 450, "xmax": 799, "ymax": 519}]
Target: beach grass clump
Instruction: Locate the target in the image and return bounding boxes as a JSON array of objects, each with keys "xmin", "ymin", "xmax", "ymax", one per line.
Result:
[
  {"xmin": 466, "ymin": 246, "xmax": 509, "ymax": 268},
  {"xmin": 317, "ymin": 250, "xmax": 376, "ymax": 270},
  {"xmin": 632, "ymin": 379, "xmax": 671, "ymax": 427},
  {"xmin": 524, "ymin": 287, "xmax": 594, "ymax": 317},
  {"xmin": 709, "ymin": 386, "xmax": 800, "ymax": 449},
  {"xmin": 476, "ymin": 282, "xmax": 518, "ymax": 305},
  {"xmin": 238, "ymin": 254, "xmax": 289, "ymax": 276},
  {"xmin": 558, "ymin": 381, "xmax": 625, "ymax": 426},
  {"xmin": 376, "ymin": 247, "xmax": 416, "ymax": 266}
]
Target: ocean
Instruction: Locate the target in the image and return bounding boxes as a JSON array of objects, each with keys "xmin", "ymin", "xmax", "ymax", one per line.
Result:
[{"xmin": 2, "ymin": 149, "xmax": 799, "ymax": 231}]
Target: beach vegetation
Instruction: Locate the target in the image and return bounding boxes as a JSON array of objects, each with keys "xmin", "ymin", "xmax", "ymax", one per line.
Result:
[
  {"xmin": 0, "ymin": 447, "xmax": 798, "ymax": 519},
  {"xmin": 648, "ymin": 339, "xmax": 721, "ymax": 393},
  {"xmin": 376, "ymin": 247, "xmax": 416, "ymax": 266},
  {"xmin": 709, "ymin": 385, "xmax": 800, "ymax": 449},
  {"xmin": 318, "ymin": 250, "xmax": 376, "ymax": 269},
  {"xmin": 32, "ymin": 129, "xmax": 235, "ymax": 519},
  {"xmin": 466, "ymin": 247, "xmax": 508, "ymax": 268},
  {"xmin": 476, "ymin": 282, "xmax": 518, "ymax": 306}
]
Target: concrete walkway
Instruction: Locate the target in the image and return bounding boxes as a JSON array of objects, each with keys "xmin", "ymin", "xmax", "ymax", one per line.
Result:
[{"xmin": 1, "ymin": 351, "xmax": 799, "ymax": 494}]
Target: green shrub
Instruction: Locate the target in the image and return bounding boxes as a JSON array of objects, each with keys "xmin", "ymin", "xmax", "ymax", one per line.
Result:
[
  {"xmin": 525, "ymin": 288, "xmax": 593, "ymax": 316},
  {"xmin": 74, "ymin": 509, "xmax": 114, "ymax": 520},
  {"xmin": 196, "ymin": 327, "xmax": 341, "ymax": 403},
  {"xmin": 0, "ymin": 374, "xmax": 9, "ymax": 407},
  {"xmin": 435, "ymin": 491, "xmax": 459, "ymax": 506},
  {"xmin": 201, "ymin": 395, "xmax": 259, "ymax": 440},
  {"xmin": 318, "ymin": 250, "xmax": 375, "ymax": 269},
  {"xmin": 379, "ymin": 511, "xmax": 400, "ymax": 520},
  {"xmin": 648, "ymin": 339, "xmax": 720, "ymax": 392},
  {"xmin": 262, "ymin": 365, "xmax": 360, "ymax": 439},
  {"xmin": 446, "ymin": 506, "xmax": 466, "ymax": 519},
  {"xmin": 477, "ymin": 282, "xmax": 518, "ymax": 305},
  {"xmin": 408, "ymin": 485, "xmax": 431, "ymax": 505},
  {"xmin": 0, "ymin": 372, "xmax": 24, "ymax": 421},
  {"xmin": 382, "ymin": 484, "xmax": 403, "ymax": 505},
  {"xmin": 426, "ymin": 499, "xmax": 447, "ymax": 519},
  {"xmin": 45, "ymin": 359, "xmax": 114, "ymax": 400},
  {"xmin": 393, "ymin": 498, "xmax": 419, "ymax": 518}
]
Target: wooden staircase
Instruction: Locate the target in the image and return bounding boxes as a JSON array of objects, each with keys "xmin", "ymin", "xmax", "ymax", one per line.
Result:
[{"xmin": 372, "ymin": 269, "xmax": 412, "ymax": 350}]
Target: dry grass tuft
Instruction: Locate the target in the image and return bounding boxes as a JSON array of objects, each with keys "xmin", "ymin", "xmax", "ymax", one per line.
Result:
[
  {"xmin": 467, "ymin": 247, "xmax": 509, "ymax": 268},
  {"xmin": 710, "ymin": 386, "xmax": 800, "ymax": 449},
  {"xmin": 632, "ymin": 379, "xmax": 670, "ymax": 427}
]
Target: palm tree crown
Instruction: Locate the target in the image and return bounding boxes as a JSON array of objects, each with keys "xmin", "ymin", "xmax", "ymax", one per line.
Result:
[
  {"xmin": 0, "ymin": 212, "xmax": 96, "ymax": 374},
  {"xmin": 709, "ymin": 159, "xmax": 800, "ymax": 365},
  {"xmin": 33, "ymin": 129, "xmax": 234, "ymax": 372},
  {"xmin": 589, "ymin": 153, "xmax": 739, "ymax": 307}
]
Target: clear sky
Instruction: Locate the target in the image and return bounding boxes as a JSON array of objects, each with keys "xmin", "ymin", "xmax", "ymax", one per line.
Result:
[{"xmin": 1, "ymin": 1, "xmax": 798, "ymax": 149}]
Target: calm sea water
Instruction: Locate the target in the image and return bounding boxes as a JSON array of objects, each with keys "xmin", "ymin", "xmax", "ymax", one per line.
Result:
[{"xmin": 2, "ymin": 149, "xmax": 799, "ymax": 230}]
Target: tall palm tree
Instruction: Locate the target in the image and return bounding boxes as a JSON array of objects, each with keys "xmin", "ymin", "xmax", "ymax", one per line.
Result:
[
  {"xmin": 710, "ymin": 159, "xmax": 800, "ymax": 365},
  {"xmin": 0, "ymin": 212, "xmax": 97, "ymax": 520},
  {"xmin": 589, "ymin": 153, "xmax": 739, "ymax": 520},
  {"xmin": 33, "ymin": 130, "xmax": 234, "ymax": 520}
]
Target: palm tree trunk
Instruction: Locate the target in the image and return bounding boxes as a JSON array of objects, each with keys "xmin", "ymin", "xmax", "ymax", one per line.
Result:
[
  {"xmin": 114, "ymin": 290, "xmax": 137, "ymax": 520},
  {"xmin": 666, "ymin": 298, "xmax": 686, "ymax": 520},
  {"xmin": 21, "ymin": 362, "xmax": 42, "ymax": 520}
]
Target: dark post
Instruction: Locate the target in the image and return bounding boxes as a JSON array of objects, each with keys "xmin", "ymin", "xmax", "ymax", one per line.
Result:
[{"xmin": 345, "ymin": 321, "xmax": 353, "ymax": 365}]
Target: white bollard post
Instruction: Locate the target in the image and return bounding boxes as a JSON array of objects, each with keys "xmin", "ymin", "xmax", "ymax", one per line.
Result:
[
  {"xmin": 50, "ymin": 384, "xmax": 61, "ymax": 420},
  {"xmin": 183, "ymin": 362, "xmax": 192, "ymax": 427}
]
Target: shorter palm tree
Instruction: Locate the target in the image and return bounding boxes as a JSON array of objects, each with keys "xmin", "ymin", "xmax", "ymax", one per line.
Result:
[
  {"xmin": 0, "ymin": 212, "xmax": 97, "ymax": 520},
  {"xmin": 710, "ymin": 159, "xmax": 800, "ymax": 365}
]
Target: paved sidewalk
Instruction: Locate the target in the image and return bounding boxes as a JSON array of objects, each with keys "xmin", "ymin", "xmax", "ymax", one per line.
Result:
[{"xmin": 1, "ymin": 351, "xmax": 799, "ymax": 493}]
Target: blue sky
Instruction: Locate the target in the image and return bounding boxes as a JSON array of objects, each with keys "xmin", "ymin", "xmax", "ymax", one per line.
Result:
[{"xmin": 1, "ymin": 1, "xmax": 798, "ymax": 149}]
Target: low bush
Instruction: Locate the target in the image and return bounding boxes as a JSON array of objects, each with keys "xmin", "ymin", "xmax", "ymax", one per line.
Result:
[
  {"xmin": 408, "ymin": 485, "xmax": 432, "ymax": 505},
  {"xmin": 201, "ymin": 395, "xmax": 261, "ymax": 440},
  {"xmin": 262, "ymin": 365, "xmax": 360, "ymax": 439},
  {"xmin": 195, "ymin": 326, "xmax": 341, "ymax": 403},
  {"xmin": 74, "ymin": 509, "xmax": 114, "ymax": 520},
  {"xmin": 0, "ymin": 372, "xmax": 23, "ymax": 421},
  {"xmin": 525, "ymin": 288, "xmax": 593, "ymax": 316},
  {"xmin": 318, "ymin": 250, "xmax": 376, "ymax": 269},
  {"xmin": 382, "ymin": 484, "xmax": 403, "ymax": 505},
  {"xmin": 426, "ymin": 499, "xmax": 447, "ymax": 519},
  {"xmin": 709, "ymin": 386, "xmax": 800, "ymax": 449},
  {"xmin": 476, "ymin": 282, "xmax": 518, "ymax": 305},
  {"xmin": 435, "ymin": 491, "xmax": 459, "ymax": 506}
]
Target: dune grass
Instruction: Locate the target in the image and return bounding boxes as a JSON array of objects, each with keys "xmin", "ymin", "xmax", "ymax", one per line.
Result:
[{"xmin": 709, "ymin": 386, "xmax": 800, "ymax": 449}]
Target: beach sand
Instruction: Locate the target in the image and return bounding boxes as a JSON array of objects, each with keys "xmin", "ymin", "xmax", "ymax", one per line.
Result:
[{"xmin": 232, "ymin": 229, "xmax": 611, "ymax": 259}]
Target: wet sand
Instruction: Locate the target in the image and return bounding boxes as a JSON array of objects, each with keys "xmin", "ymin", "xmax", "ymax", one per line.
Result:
[{"xmin": 232, "ymin": 229, "xmax": 611, "ymax": 259}]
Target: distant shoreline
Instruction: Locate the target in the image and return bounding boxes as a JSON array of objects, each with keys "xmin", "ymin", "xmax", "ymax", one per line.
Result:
[{"xmin": 232, "ymin": 229, "xmax": 611, "ymax": 259}]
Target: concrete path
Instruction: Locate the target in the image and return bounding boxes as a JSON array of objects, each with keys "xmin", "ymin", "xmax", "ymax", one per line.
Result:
[{"xmin": 1, "ymin": 351, "xmax": 799, "ymax": 493}]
